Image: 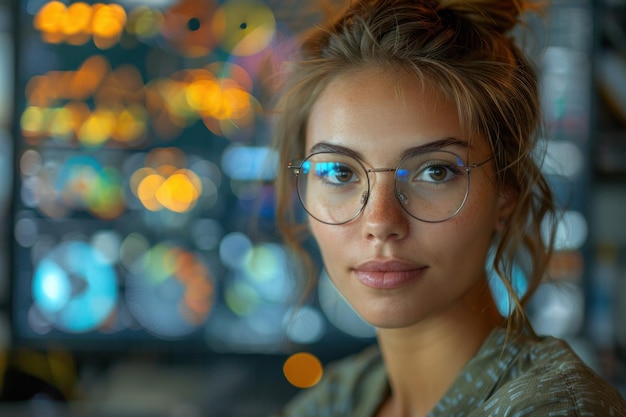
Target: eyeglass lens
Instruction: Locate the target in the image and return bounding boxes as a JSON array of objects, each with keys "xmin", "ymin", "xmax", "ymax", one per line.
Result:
[{"xmin": 295, "ymin": 151, "xmax": 470, "ymax": 224}]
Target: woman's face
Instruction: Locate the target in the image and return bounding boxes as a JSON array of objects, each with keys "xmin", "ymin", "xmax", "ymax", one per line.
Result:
[{"xmin": 304, "ymin": 69, "xmax": 511, "ymax": 330}]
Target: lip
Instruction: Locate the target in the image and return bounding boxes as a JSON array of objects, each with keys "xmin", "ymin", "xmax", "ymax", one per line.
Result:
[{"xmin": 352, "ymin": 260, "xmax": 427, "ymax": 290}]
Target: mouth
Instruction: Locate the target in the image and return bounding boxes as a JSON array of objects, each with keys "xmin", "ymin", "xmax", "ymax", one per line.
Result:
[{"xmin": 352, "ymin": 260, "xmax": 427, "ymax": 290}]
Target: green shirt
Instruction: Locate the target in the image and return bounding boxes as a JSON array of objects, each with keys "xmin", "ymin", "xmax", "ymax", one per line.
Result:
[{"xmin": 275, "ymin": 328, "xmax": 626, "ymax": 416}]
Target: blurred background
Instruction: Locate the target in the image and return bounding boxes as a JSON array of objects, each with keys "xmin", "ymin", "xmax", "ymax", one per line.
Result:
[{"xmin": 0, "ymin": 0, "xmax": 624, "ymax": 415}]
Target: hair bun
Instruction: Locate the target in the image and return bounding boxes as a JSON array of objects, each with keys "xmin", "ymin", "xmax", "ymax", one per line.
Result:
[{"xmin": 437, "ymin": 0, "xmax": 537, "ymax": 34}]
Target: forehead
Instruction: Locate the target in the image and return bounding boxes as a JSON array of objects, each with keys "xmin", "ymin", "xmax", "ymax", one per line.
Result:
[{"xmin": 305, "ymin": 68, "xmax": 482, "ymax": 160}]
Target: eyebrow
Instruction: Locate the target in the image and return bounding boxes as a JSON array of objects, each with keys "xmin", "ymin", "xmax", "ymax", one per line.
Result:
[{"xmin": 308, "ymin": 137, "xmax": 470, "ymax": 160}]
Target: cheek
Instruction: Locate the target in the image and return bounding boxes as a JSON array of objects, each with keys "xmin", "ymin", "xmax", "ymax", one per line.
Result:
[
  {"xmin": 309, "ymin": 223, "xmax": 337, "ymax": 255},
  {"xmin": 309, "ymin": 223, "xmax": 351, "ymax": 271},
  {"xmin": 460, "ymin": 181, "xmax": 500, "ymax": 232},
  {"xmin": 439, "ymin": 200, "xmax": 497, "ymax": 263}
]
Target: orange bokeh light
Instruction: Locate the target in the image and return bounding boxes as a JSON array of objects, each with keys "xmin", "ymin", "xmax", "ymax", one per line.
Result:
[
  {"xmin": 161, "ymin": 0, "xmax": 220, "ymax": 57},
  {"xmin": 283, "ymin": 353, "xmax": 324, "ymax": 389},
  {"xmin": 34, "ymin": 1, "xmax": 127, "ymax": 49},
  {"xmin": 131, "ymin": 164, "xmax": 202, "ymax": 213},
  {"xmin": 136, "ymin": 173, "xmax": 166, "ymax": 211},
  {"xmin": 63, "ymin": 2, "xmax": 92, "ymax": 37}
]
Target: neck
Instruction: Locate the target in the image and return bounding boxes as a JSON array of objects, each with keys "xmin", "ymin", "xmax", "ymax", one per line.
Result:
[{"xmin": 376, "ymin": 294, "xmax": 503, "ymax": 417}]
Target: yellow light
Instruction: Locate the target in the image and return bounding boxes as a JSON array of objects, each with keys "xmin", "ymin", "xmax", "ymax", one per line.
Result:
[
  {"xmin": 129, "ymin": 167, "xmax": 156, "ymax": 197},
  {"xmin": 225, "ymin": 281, "xmax": 259, "ymax": 316},
  {"xmin": 92, "ymin": 4, "xmax": 127, "ymax": 49},
  {"xmin": 155, "ymin": 170, "xmax": 201, "ymax": 213},
  {"xmin": 127, "ymin": 6, "xmax": 163, "ymax": 39},
  {"xmin": 48, "ymin": 107, "xmax": 74, "ymax": 138},
  {"xmin": 132, "ymin": 163, "xmax": 202, "ymax": 213},
  {"xmin": 163, "ymin": 81, "xmax": 195, "ymax": 122},
  {"xmin": 62, "ymin": 2, "xmax": 92, "ymax": 36},
  {"xmin": 34, "ymin": 1, "xmax": 66, "ymax": 34},
  {"xmin": 212, "ymin": 0, "xmax": 276, "ymax": 56},
  {"xmin": 63, "ymin": 102, "xmax": 90, "ymax": 139},
  {"xmin": 87, "ymin": 168, "xmax": 125, "ymax": 220},
  {"xmin": 92, "ymin": 4, "xmax": 126, "ymax": 37},
  {"xmin": 112, "ymin": 105, "xmax": 147, "ymax": 143},
  {"xmin": 78, "ymin": 108, "xmax": 115, "ymax": 146},
  {"xmin": 21, "ymin": 106, "xmax": 47, "ymax": 139},
  {"xmin": 186, "ymin": 78, "xmax": 220, "ymax": 112},
  {"xmin": 137, "ymin": 174, "xmax": 165, "ymax": 211},
  {"xmin": 221, "ymin": 86, "xmax": 251, "ymax": 119},
  {"xmin": 207, "ymin": 62, "xmax": 253, "ymax": 92}
]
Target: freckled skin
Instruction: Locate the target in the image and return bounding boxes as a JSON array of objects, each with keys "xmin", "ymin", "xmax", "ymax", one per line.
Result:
[{"xmin": 306, "ymin": 69, "xmax": 509, "ymax": 331}]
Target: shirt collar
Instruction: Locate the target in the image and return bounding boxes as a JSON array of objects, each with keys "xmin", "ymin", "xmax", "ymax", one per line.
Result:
[{"xmin": 429, "ymin": 327, "xmax": 525, "ymax": 415}]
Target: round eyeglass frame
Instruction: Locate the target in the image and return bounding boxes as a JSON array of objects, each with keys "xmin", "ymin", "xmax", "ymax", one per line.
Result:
[{"xmin": 287, "ymin": 150, "xmax": 494, "ymax": 225}]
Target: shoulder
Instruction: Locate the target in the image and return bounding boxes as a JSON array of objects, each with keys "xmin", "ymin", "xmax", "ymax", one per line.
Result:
[
  {"xmin": 273, "ymin": 345, "xmax": 385, "ymax": 417},
  {"xmin": 479, "ymin": 336, "xmax": 626, "ymax": 416}
]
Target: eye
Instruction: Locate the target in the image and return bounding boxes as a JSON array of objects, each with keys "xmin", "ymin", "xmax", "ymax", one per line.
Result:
[
  {"xmin": 424, "ymin": 165, "xmax": 452, "ymax": 182},
  {"xmin": 415, "ymin": 163, "xmax": 459, "ymax": 183},
  {"xmin": 319, "ymin": 163, "xmax": 359, "ymax": 185}
]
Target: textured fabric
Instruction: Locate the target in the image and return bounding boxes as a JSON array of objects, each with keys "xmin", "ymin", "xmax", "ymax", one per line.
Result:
[{"xmin": 274, "ymin": 328, "xmax": 626, "ymax": 416}]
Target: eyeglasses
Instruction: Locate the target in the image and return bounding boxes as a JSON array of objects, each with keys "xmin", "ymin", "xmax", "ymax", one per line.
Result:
[{"xmin": 288, "ymin": 150, "xmax": 493, "ymax": 225}]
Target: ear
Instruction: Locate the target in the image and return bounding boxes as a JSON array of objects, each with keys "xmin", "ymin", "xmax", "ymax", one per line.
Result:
[{"xmin": 494, "ymin": 187, "xmax": 517, "ymax": 233}]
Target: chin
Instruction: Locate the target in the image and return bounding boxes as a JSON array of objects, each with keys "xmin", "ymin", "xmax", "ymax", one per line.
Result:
[
  {"xmin": 365, "ymin": 318, "xmax": 418, "ymax": 330},
  {"xmin": 355, "ymin": 304, "xmax": 424, "ymax": 330}
]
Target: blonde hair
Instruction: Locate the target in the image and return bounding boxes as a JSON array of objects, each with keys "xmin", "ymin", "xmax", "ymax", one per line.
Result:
[{"xmin": 272, "ymin": 0, "xmax": 556, "ymax": 334}]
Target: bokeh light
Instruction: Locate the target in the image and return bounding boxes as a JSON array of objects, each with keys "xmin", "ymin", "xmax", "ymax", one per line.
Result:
[
  {"xmin": 144, "ymin": 63, "xmax": 261, "ymax": 140},
  {"xmin": 125, "ymin": 242, "xmax": 215, "ymax": 338},
  {"xmin": 241, "ymin": 243, "xmax": 294, "ymax": 303},
  {"xmin": 543, "ymin": 140, "xmax": 584, "ymax": 178},
  {"xmin": 529, "ymin": 281, "xmax": 585, "ymax": 338},
  {"xmin": 547, "ymin": 250, "xmax": 585, "ymax": 281},
  {"xmin": 91, "ymin": 230, "xmax": 122, "ymax": 265},
  {"xmin": 219, "ymin": 232, "xmax": 253, "ymax": 269},
  {"xmin": 20, "ymin": 47, "xmax": 265, "ymax": 144},
  {"xmin": 34, "ymin": 1, "xmax": 127, "ymax": 48},
  {"xmin": 126, "ymin": 6, "xmax": 163, "ymax": 40},
  {"xmin": 551, "ymin": 210, "xmax": 589, "ymax": 251},
  {"xmin": 12, "ymin": 0, "xmax": 335, "ymax": 351},
  {"xmin": 19, "ymin": 150, "xmax": 126, "ymax": 220},
  {"xmin": 318, "ymin": 270, "xmax": 376, "ymax": 339},
  {"xmin": 190, "ymin": 218, "xmax": 223, "ymax": 251},
  {"xmin": 14, "ymin": 216, "xmax": 39, "ymax": 248},
  {"xmin": 119, "ymin": 232, "xmax": 150, "ymax": 273},
  {"xmin": 31, "ymin": 240, "xmax": 119, "ymax": 333},
  {"xmin": 212, "ymin": 0, "xmax": 276, "ymax": 57},
  {"xmin": 487, "ymin": 250, "xmax": 528, "ymax": 317},
  {"xmin": 129, "ymin": 148, "xmax": 205, "ymax": 213},
  {"xmin": 21, "ymin": 54, "xmax": 152, "ymax": 146},
  {"xmin": 283, "ymin": 352, "xmax": 323, "ymax": 389},
  {"xmin": 221, "ymin": 146, "xmax": 276, "ymax": 181},
  {"xmin": 284, "ymin": 306, "xmax": 325, "ymax": 345},
  {"xmin": 92, "ymin": 4, "xmax": 128, "ymax": 49},
  {"xmin": 161, "ymin": 0, "xmax": 220, "ymax": 57},
  {"xmin": 222, "ymin": 241, "xmax": 295, "ymax": 316}
]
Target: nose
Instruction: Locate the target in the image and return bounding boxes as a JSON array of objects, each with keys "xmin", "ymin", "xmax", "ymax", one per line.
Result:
[{"xmin": 360, "ymin": 174, "xmax": 410, "ymax": 242}]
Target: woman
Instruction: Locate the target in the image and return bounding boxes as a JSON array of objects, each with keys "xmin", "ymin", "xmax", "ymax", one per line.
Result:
[{"xmin": 270, "ymin": 0, "xmax": 626, "ymax": 415}]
